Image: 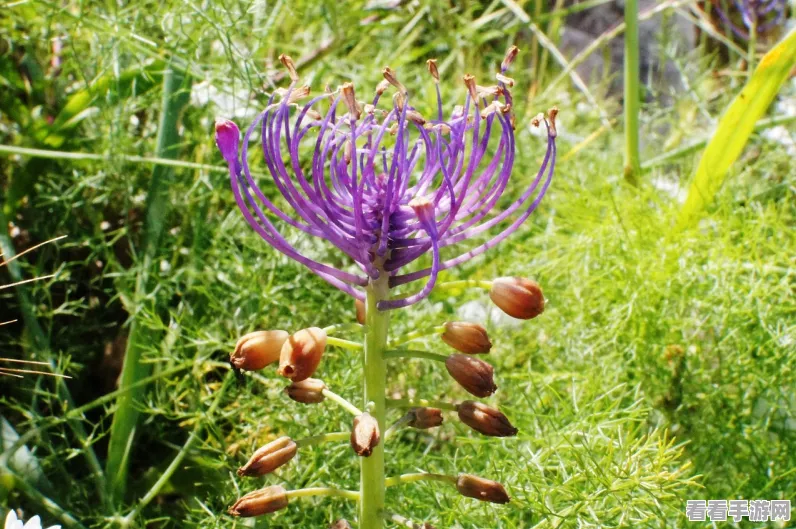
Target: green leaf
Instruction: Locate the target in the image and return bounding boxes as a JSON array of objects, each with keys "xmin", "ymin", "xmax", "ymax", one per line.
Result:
[
  {"xmin": 34, "ymin": 61, "xmax": 165, "ymax": 148},
  {"xmin": 676, "ymin": 27, "xmax": 796, "ymax": 229}
]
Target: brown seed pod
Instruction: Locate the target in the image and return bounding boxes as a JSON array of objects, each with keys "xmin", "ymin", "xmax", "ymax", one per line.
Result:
[
  {"xmin": 457, "ymin": 400, "xmax": 518, "ymax": 437},
  {"xmin": 285, "ymin": 377, "xmax": 327, "ymax": 404},
  {"xmin": 230, "ymin": 330, "xmax": 289, "ymax": 371},
  {"xmin": 445, "ymin": 354, "xmax": 497, "ymax": 397},
  {"xmin": 278, "ymin": 327, "xmax": 327, "ymax": 382},
  {"xmin": 489, "ymin": 277, "xmax": 545, "ymax": 320},
  {"xmin": 441, "ymin": 322, "xmax": 492, "ymax": 354},
  {"xmin": 237, "ymin": 437, "xmax": 297, "ymax": 477},
  {"xmin": 228, "ymin": 485, "xmax": 289, "ymax": 516},
  {"xmin": 456, "ymin": 474, "xmax": 510, "ymax": 504},
  {"xmin": 408, "ymin": 407, "xmax": 443, "ymax": 429},
  {"xmin": 350, "ymin": 412, "xmax": 380, "ymax": 457}
]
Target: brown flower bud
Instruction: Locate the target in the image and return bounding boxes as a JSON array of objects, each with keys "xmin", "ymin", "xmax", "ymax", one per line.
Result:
[
  {"xmin": 501, "ymin": 45, "xmax": 519, "ymax": 71},
  {"xmin": 228, "ymin": 485, "xmax": 289, "ymax": 516},
  {"xmin": 355, "ymin": 298, "xmax": 366, "ymax": 325},
  {"xmin": 455, "ymin": 474, "xmax": 510, "ymax": 504},
  {"xmin": 237, "ymin": 437, "xmax": 297, "ymax": 477},
  {"xmin": 330, "ymin": 520, "xmax": 352, "ymax": 529},
  {"xmin": 408, "ymin": 407, "xmax": 443, "ymax": 429},
  {"xmin": 548, "ymin": 106, "xmax": 559, "ymax": 137},
  {"xmin": 285, "ymin": 377, "xmax": 326, "ymax": 404},
  {"xmin": 441, "ymin": 322, "xmax": 491, "ymax": 354},
  {"xmin": 350, "ymin": 412, "xmax": 380, "ymax": 457},
  {"xmin": 230, "ymin": 330, "xmax": 289, "ymax": 371},
  {"xmin": 489, "ymin": 277, "xmax": 545, "ymax": 320},
  {"xmin": 426, "ymin": 59, "xmax": 440, "ymax": 82},
  {"xmin": 278, "ymin": 54, "xmax": 299, "ymax": 82},
  {"xmin": 457, "ymin": 401, "xmax": 517, "ymax": 437},
  {"xmin": 382, "ymin": 67, "xmax": 407, "ymax": 94},
  {"xmin": 341, "ymin": 82, "xmax": 361, "ymax": 120},
  {"xmin": 278, "ymin": 327, "xmax": 327, "ymax": 381},
  {"xmin": 445, "ymin": 354, "xmax": 497, "ymax": 398},
  {"xmin": 463, "ymin": 74, "xmax": 478, "ymax": 100}
]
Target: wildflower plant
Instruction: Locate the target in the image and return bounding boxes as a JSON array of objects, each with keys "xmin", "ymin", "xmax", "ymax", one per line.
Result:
[{"xmin": 215, "ymin": 47, "xmax": 557, "ymax": 527}]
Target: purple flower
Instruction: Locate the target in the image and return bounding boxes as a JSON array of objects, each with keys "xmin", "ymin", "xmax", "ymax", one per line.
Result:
[
  {"xmin": 215, "ymin": 49, "xmax": 557, "ymax": 310},
  {"xmin": 710, "ymin": 0, "xmax": 788, "ymax": 40}
]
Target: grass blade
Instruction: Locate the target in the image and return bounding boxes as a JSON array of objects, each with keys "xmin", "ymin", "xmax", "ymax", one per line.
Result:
[
  {"xmin": 676, "ymin": 27, "xmax": 796, "ymax": 229},
  {"xmin": 104, "ymin": 65, "xmax": 192, "ymax": 503}
]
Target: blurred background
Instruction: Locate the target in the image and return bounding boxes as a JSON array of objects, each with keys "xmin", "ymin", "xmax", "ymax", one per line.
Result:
[{"xmin": 1, "ymin": 1, "xmax": 794, "ymax": 528}]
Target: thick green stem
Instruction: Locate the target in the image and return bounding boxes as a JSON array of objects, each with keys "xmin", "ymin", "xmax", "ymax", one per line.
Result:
[
  {"xmin": 360, "ymin": 275, "xmax": 390, "ymax": 529},
  {"xmin": 623, "ymin": 0, "xmax": 642, "ymax": 185}
]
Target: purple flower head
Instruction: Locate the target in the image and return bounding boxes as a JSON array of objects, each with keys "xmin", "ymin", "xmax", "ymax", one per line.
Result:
[
  {"xmin": 216, "ymin": 48, "xmax": 557, "ymax": 311},
  {"xmin": 710, "ymin": 0, "xmax": 788, "ymax": 40}
]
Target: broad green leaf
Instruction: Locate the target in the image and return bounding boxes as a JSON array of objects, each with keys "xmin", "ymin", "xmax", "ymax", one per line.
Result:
[{"xmin": 676, "ymin": 27, "xmax": 796, "ymax": 229}]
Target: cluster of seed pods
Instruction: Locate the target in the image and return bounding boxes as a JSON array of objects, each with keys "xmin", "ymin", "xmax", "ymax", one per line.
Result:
[{"xmin": 227, "ymin": 277, "xmax": 545, "ymax": 523}]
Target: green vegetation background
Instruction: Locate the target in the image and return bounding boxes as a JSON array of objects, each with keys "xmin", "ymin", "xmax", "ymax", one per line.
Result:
[{"xmin": 1, "ymin": 1, "xmax": 793, "ymax": 528}]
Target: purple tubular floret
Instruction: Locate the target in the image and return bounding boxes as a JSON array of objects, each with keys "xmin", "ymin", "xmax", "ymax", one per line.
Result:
[{"xmin": 217, "ymin": 52, "xmax": 556, "ymax": 309}]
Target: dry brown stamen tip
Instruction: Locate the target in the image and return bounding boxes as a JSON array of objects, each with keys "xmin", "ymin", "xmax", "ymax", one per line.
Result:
[
  {"xmin": 341, "ymin": 82, "xmax": 362, "ymax": 119},
  {"xmin": 501, "ymin": 45, "xmax": 520, "ymax": 70},
  {"xmin": 382, "ymin": 67, "xmax": 407, "ymax": 94},
  {"xmin": 426, "ymin": 59, "xmax": 440, "ymax": 82},
  {"xmin": 463, "ymin": 74, "xmax": 477, "ymax": 100},
  {"xmin": 393, "ymin": 92, "xmax": 405, "ymax": 111},
  {"xmin": 547, "ymin": 106, "xmax": 559, "ymax": 136},
  {"xmin": 278, "ymin": 54, "xmax": 299, "ymax": 82},
  {"xmin": 531, "ymin": 112, "xmax": 544, "ymax": 128},
  {"xmin": 496, "ymin": 73, "xmax": 515, "ymax": 87}
]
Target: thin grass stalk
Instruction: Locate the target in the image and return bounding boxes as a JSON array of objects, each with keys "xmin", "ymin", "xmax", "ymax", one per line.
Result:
[
  {"xmin": 121, "ymin": 372, "xmax": 234, "ymax": 525},
  {"xmin": 105, "ymin": 65, "xmax": 192, "ymax": 503},
  {"xmin": 0, "ymin": 208, "xmax": 107, "ymax": 507},
  {"xmin": 624, "ymin": 0, "xmax": 642, "ymax": 185}
]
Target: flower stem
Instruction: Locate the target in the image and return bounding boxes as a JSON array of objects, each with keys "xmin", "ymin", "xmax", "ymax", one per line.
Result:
[
  {"xmin": 286, "ymin": 487, "xmax": 360, "ymax": 502},
  {"xmin": 326, "ymin": 336, "xmax": 365, "ymax": 350},
  {"xmin": 360, "ymin": 274, "xmax": 390, "ymax": 529},
  {"xmin": 433, "ymin": 279, "xmax": 493, "ymax": 293},
  {"xmin": 322, "ymin": 388, "xmax": 363, "ymax": 416},
  {"xmin": 384, "ymin": 472, "xmax": 457, "ymax": 488},
  {"xmin": 384, "ymin": 349, "xmax": 448, "ymax": 363},
  {"xmin": 386, "ymin": 398, "xmax": 458, "ymax": 412},
  {"xmin": 388, "ymin": 325, "xmax": 444, "ymax": 348},
  {"xmin": 295, "ymin": 431, "xmax": 350, "ymax": 448},
  {"xmin": 384, "ymin": 412, "xmax": 414, "ymax": 440}
]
